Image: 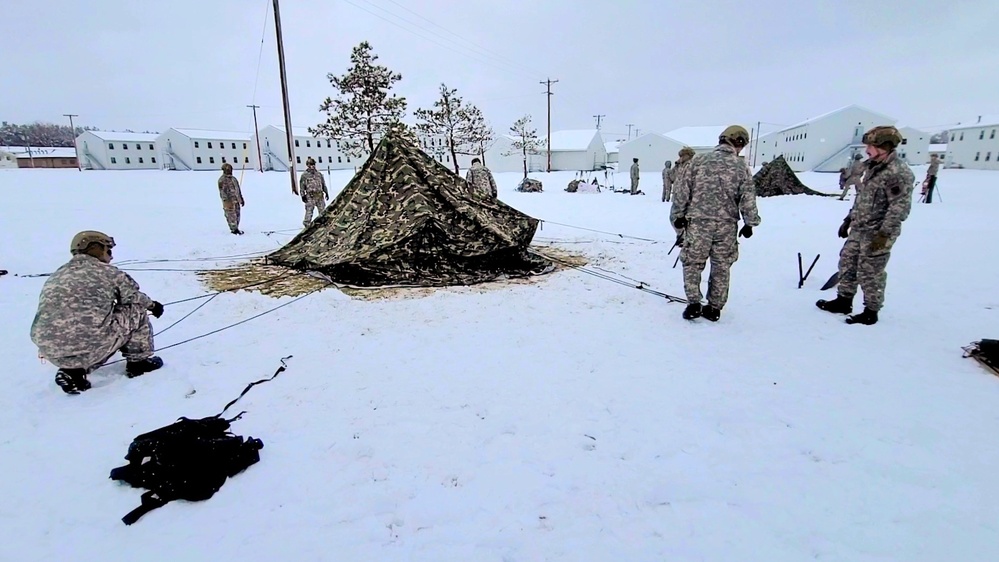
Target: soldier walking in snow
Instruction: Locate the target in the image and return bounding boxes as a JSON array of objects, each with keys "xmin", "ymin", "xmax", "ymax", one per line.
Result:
[
  {"xmin": 661, "ymin": 161, "xmax": 673, "ymax": 202},
  {"xmin": 465, "ymin": 157, "xmax": 498, "ymax": 198},
  {"xmin": 671, "ymin": 126, "xmax": 761, "ymax": 322},
  {"xmin": 816, "ymin": 126, "xmax": 915, "ymax": 325},
  {"xmin": 299, "ymin": 157, "xmax": 329, "ymax": 228},
  {"xmin": 922, "ymin": 153, "xmax": 940, "ymax": 203},
  {"xmin": 218, "ymin": 163, "xmax": 245, "ymax": 235},
  {"xmin": 629, "ymin": 158, "xmax": 641, "ymax": 195},
  {"xmin": 838, "ymin": 153, "xmax": 865, "ymax": 200},
  {"xmin": 30, "ymin": 231, "xmax": 164, "ymax": 394}
]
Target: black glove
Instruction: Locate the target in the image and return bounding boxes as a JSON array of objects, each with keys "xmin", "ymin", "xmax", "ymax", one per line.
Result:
[
  {"xmin": 838, "ymin": 218, "xmax": 851, "ymax": 239},
  {"xmin": 673, "ymin": 217, "xmax": 688, "ymax": 230},
  {"xmin": 674, "ymin": 233, "xmax": 684, "ymax": 248},
  {"xmin": 301, "ymin": 194, "xmax": 308, "ymax": 203},
  {"xmin": 739, "ymin": 224, "xmax": 753, "ymax": 238},
  {"xmin": 149, "ymin": 301, "xmax": 164, "ymax": 318}
]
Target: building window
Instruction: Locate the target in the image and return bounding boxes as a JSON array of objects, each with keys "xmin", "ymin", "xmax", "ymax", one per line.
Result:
[
  {"xmin": 197, "ymin": 157, "xmax": 203, "ymax": 164},
  {"xmin": 209, "ymin": 157, "xmax": 215, "ymax": 164},
  {"xmin": 990, "ymin": 129, "xmax": 996, "ymax": 139},
  {"xmin": 901, "ymin": 138, "xmax": 908, "ymax": 145},
  {"xmin": 987, "ymin": 152, "xmax": 993, "ymax": 162},
  {"xmin": 136, "ymin": 144, "xmax": 141, "ymax": 150},
  {"xmin": 338, "ymin": 156, "xmax": 342, "ymax": 163},
  {"xmin": 222, "ymin": 157, "xmax": 227, "ymax": 163},
  {"xmin": 139, "ymin": 157, "xmax": 144, "ymax": 163},
  {"xmin": 318, "ymin": 156, "xmax": 323, "ymax": 163},
  {"xmin": 950, "ymin": 134, "xmax": 954, "ymax": 142},
  {"xmin": 326, "ymin": 140, "xmax": 331, "ymax": 148},
  {"xmin": 151, "ymin": 157, "xmax": 157, "ymax": 163},
  {"xmin": 980, "ymin": 131, "xmax": 985, "ymax": 140},
  {"xmin": 208, "ymin": 142, "xmax": 214, "ymax": 149},
  {"xmin": 109, "ymin": 143, "xmax": 115, "ymax": 150},
  {"xmin": 296, "ymin": 156, "xmax": 301, "ymax": 163},
  {"xmin": 960, "ymin": 133, "xmax": 964, "ymax": 141},
  {"xmin": 347, "ymin": 157, "xmax": 351, "ymax": 163},
  {"xmin": 149, "ymin": 144, "xmax": 154, "ymax": 150},
  {"xmin": 123, "ymin": 144, "xmax": 128, "ymax": 150},
  {"xmin": 306, "ymin": 140, "xmax": 311, "ymax": 148},
  {"xmin": 244, "ymin": 157, "xmax": 249, "ymax": 163},
  {"xmin": 974, "ymin": 152, "xmax": 980, "ymax": 161},
  {"xmin": 125, "ymin": 157, "xmax": 131, "ymax": 164},
  {"xmin": 111, "ymin": 157, "xmax": 117, "ymax": 164},
  {"xmin": 231, "ymin": 142, "xmax": 236, "ymax": 149},
  {"xmin": 295, "ymin": 140, "xmax": 300, "ymax": 147},
  {"xmin": 194, "ymin": 141, "xmax": 199, "ymax": 148}
]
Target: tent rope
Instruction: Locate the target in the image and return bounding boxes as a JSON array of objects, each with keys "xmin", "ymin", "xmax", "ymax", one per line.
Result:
[{"xmin": 531, "ymin": 249, "xmax": 687, "ymax": 304}]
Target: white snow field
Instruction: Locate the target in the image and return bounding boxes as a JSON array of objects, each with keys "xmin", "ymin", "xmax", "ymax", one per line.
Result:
[{"xmin": 1, "ymin": 164, "xmax": 997, "ymax": 562}]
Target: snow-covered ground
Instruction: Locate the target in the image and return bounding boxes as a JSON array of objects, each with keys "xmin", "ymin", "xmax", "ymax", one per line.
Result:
[{"xmin": 1, "ymin": 165, "xmax": 997, "ymax": 561}]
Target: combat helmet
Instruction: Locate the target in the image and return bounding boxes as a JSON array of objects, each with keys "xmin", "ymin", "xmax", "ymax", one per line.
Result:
[
  {"xmin": 862, "ymin": 126, "xmax": 903, "ymax": 149},
  {"xmin": 221, "ymin": 162, "xmax": 233, "ymax": 173},
  {"xmin": 70, "ymin": 230, "xmax": 115, "ymax": 255},
  {"xmin": 853, "ymin": 153, "xmax": 863, "ymax": 160},
  {"xmin": 306, "ymin": 157, "xmax": 316, "ymax": 167},
  {"xmin": 679, "ymin": 146, "xmax": 695, "ymax": 158},
  {"xmin": 719, "ymin": 125, "xmax": 750, "ymax": 147}
]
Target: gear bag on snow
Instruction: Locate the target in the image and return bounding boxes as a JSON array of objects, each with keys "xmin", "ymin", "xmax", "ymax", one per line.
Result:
[
  {"xmin": 109, "ymin": 356, "xmax": 291, "ymax": 525},
  {"xmin": 964, "ymin": 339, "xmax": 999, "ymax": 377}
]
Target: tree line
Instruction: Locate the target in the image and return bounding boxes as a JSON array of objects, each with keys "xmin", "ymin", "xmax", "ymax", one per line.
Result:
[{"xmin": 0, "ymin": 122, "xmax": 96, "ymax": 148}]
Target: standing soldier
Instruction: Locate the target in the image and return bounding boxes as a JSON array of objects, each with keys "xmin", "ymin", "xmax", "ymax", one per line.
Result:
[
  {"xmin": 465, "ymin": 157, "xmax": 498, "ymax": 198},
  {"xmin": 218, "ymin": 163, "xmax": 245, "ymax": 235},
  {"xmin": 661, "ymin": 161, "xmax": 673, "ymax": 202},
  {"xmin": 671, "ymin": 126, "xmax": 760, "ymax": 322},
  {"xmin": 30, "ymin": 231, "xmax": 165, "ymax": 394},
  {"xmin": 922, "ymin": 153, "xmax": 940, "ymax": 203},
  {"xmin": 299, "ymin": 157, "xmax": 329, "ymax": 228},
  {"xmin": 838, "ymin": 153, "xmax": 865, "ymax": 200},
  {"xmin": 629, "ymin": 158, "xmax": 640, "ymax": 195},
  {"xmin": 817, "ymin": 126, "xmax": 915, "ymax": 325}
]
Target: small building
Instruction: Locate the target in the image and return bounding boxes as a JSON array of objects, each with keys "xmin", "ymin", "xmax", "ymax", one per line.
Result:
[
  {"xmin": 896, "ymin": 126, "xmax": 930, "ymax": 166},
  {"xmin": 663, "ymin": 126, "xmax": 726, "ymax": 154},
  {"xmin": 537, "ymin": 129, "xmax": 606, "ymax": 171},
  {"xmin": 604, "ymin": 140, "xmax": 621, "ymax": 164},
  {"xmin": 480, "ymin": 135, "xmax": 544, "ymax": 174},
  {"xmin": 9, "ymin": 146, "xmax": 78, "ymax": 168},
  {"xmin": 928, "ymin": 143, "xmax": 947, "ymax": 164},
  {"xmin": 156, "ymin": 129, "xmax": 253, "ymax": 171},
  {"xmin": 1, "ymin": 148, "xmax": 21, "ymax": 169},
  {"xmin": 944, "ymin": 116, "xmax": 999, "ymax": 170},
  {"xmin": 76, "ymin": 131, "xmax": 160, "ymax": 170},
  {"xmin": 749, "ymin": 105, "xmax": 896, "ymax": 172},
  {"xmin": 617, "ymin": 133, "xmax": 687, "ymax": 171}
]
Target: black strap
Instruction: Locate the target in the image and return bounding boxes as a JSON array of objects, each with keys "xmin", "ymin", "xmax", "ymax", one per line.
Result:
[
  {"xmin": 216, "ymin": 356, "xmax": 292, "ymax": 418},
  {"xmin": 122, "ymin": 491, "xmax": 168, "ymax": 525}
]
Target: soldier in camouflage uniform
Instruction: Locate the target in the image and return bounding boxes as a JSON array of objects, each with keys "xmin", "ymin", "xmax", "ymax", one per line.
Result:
[
  {"xmin": 629, "ymin": 158, "xmax": 641, "ymax": 195},
  {"xmin": 922, "ymin": 153, "xmax": 940, "ymax": 203},
  {"xmin": 671, "ymin": 126, "xmax": 761, "ymax": 322},
  {"xmin": 30, "ymin": 231, "xmax": 165, "ymax": 394},
  {"xmin": 817, "ymin": 126, "xmax": 914, "ymax": 325},
  {"xmin": 838, "ymin": 153, "xmax": 865, "ymax": 200},
  {"xmin": 299, "ymin": 157, "xmax": 329, "ymax": 228},
  {"xmin": 661, "ymin": 161, "xmax": 673, "ymax": 202},
  {"xmin": 218, "ymin": 163, "xmax": 245, "ymax": 234},
  {"xmin": 465, "ymin": 157, "xmax": 498, "ymax": 198}
]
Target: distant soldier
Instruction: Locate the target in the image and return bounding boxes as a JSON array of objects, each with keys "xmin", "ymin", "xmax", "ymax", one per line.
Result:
[
  {"xmin": 661, "ymin": 160, "xmax": 673, "ymax": 202},
  {"xmin": 218, "ymin": 163, "xmax": 245, "ymax": 235},
  {"xmin": 30, "ymin": 231, "xmax": 164, "ymax": 394},
  {"xmin": 671, "ymin": 126, "xmax": 760, "ymax": 322},
  {"xmin": 817, "ymin": 126, "xmax": 915, "ymax": 325},
  {"xmin": 465, "ymin": 157, "xmax": 498, "ymax": 198},
  {"xmin": 629, "ymin": 158, "xmax": 640, "ymax": 195},
  {"xmin": 838, "ymin": 153, "xmax": 865, "ymax": 200},
  {"xmin": 922, "ymin": 153, "xmax": 940, "ymax": 203},
  {"xmin": 299, "ymin": 157, "xmax": 329, "ymax": 228}
]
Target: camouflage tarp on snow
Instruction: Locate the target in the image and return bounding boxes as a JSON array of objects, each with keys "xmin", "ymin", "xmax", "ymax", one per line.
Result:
[
  {"xmin": 267, "ymin": 130, "xmax": 550, "ymax": 287},
  {"xmin": 753, "ymin": 155, "xmax": 831, "ymax": 197},
  {"xmin": 517, "ymin": 178, "xmax": 543, "ymax": 192}
]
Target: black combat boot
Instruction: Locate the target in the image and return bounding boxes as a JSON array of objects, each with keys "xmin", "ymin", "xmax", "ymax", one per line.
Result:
[
  {"xmin": 55, "ymin": 368, "xmax": 91, "ymax": 395},
  {"xmin": 701, "ymin": 305, "xmax": 721, "ymax": 322},
  {"xmin": 126, "ymin": 356, "xmax": 164, "ymax": 378},
  {"xmin": 682, "ymin": 302, "xmax": 702, "ymax": 320},
  {"xmin": 846, "ymin": 308, "xmax": 879, "ymax": 325},
  {"xmin": 816, "ymin": 295, "xmax": 853, "ymax": 315}
]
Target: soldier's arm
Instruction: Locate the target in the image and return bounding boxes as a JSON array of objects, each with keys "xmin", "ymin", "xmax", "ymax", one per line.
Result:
[
  {"xmin": 669, "ymin": 165, "xmax": 693, "ymax": 226},
  {"xmin": 737, "ymin": 172, "xmax": 762, "ymax": 227},
  {"xmin": 879, "ymin": 167, "xmax": 916, "ymax": 236},
  {"xmin": 112, "ymin": 267, "xmax": 153, "ymax": 309},
  {"xmin": 320, "ymin": 172, "xmax": 328, "ymax": 195},
  {"xmin": 489, "ymin": 173, "xmax": 498, "ymax": 197}
]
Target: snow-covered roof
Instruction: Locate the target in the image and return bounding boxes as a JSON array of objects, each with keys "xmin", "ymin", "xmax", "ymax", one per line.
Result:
[
  {"xmin": 85, "ymin": 131, "xmax": 159, "ymax": 142},
  {"xmin": 7, "ymin": 146, "xmax": 77, "ymax": 159},
  {"xmin": 172, "ymin": 128, "xmax": 251, "ymax": 141},
  {"xmin": 929, "ymin": 144, "xmax": 947, "ymax": 152},
  {"xmin": 267, "ymin": 125, "xmax": 315, "ymax": 137},
  {"xmin": 774, "ymin": 104, "xmax": 896, "ymax": 134},
  {"xmin": 663, "ymin": 126, "xmax": 725, "ymax": 148},
  {"xmin": 948, "ymin": 115, "xmax": 999, "ymax": 131},
  {"xmin": 604, "ymin": 140, "xmax": 621, "ymax": 154},
  {"xmin": 540, "ymin": 129, "xmax": 599, "ymax": 152}
]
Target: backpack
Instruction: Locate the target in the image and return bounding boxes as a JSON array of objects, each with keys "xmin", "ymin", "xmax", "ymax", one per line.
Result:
[{"xmin": 110, "ymin": 356, "xmax": 290, "ymax": 525}]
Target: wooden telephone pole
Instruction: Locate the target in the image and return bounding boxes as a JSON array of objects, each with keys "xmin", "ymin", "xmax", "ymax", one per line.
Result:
[{"xmin": 540, "ymin": 78, "xmax": 558, "ymax": 172}]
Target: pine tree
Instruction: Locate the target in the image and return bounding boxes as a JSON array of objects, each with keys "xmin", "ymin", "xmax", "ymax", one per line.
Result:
[
  {"xmin": 311, "ymin": 41, "xmax": 407, "ymax": 159},
  {"xmin": 504, "ymin": 115, "xmax": 540, "ymax": 179},
  {"xmin": 414, "ymin": 84, "xmax": 493, "ymax": 174}
]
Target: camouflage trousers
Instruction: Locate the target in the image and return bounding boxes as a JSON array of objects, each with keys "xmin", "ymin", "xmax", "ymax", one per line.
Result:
[
  {"xmin": 680, "ymin": 220, "xmax": 740, "ymax": 309},
  {"xmin": 46, "ymin": 305, "xmax": 154, "ymax": 372},
  {"xmin": 630, "ymin": 178, "xmax": 640, "ymax": 195},
  {"xmin": 222, "ymin": 198, "xmax": 241, "ymax": 231},
  {"xmin": 302, "ymin": 193, "xmax": 327, "ymax": 227},
  {"xmin": 837, "ymin": 229, "xmax": 897, "ymax": 312},
  {"xmin": 662, "ymin": 181, "xmax": 672, "ymax": 202}
]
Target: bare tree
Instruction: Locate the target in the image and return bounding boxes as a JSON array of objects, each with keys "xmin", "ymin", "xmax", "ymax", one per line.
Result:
[
  {"xmin": 414, "ymin": 83, "xmax": 493, "ymax": 174},
  {"xmin": 503, "ymin": 115, "xmax": 540, "ymax": 179}
]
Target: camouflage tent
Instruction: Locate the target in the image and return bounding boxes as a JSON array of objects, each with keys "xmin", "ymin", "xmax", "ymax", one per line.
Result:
[
  {"xmin": 267, "ymin": 131, "xmax": 550, "ymax": 287},
  {"xmin": 753, "ymin": 155, "xmax": 830, "ymax": 197}
]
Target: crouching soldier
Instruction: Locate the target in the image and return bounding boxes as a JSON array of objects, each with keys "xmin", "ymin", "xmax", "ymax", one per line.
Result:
[{"xmin": 30, "ymin": 231, "xmax": 165, "ymax": 394}]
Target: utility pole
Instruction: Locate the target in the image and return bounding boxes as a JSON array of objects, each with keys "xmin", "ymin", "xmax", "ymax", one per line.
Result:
[
  {"xmin": 626, "ymin": 123, "xmax": 635, "ymax": 140},
  {"xmin": 753, "ymin": 120, "xmax": 762, "ymax": 167},
  {"xmin": 593, "ymin": 114, "xmax": 605, "ymax": 130},
  {"xmin": 247, "ymin": 104, "xmax": 264, "ymax": 172},
  {"xmin": 635, "ymin": 128, "xmax": 642, "ymax": 137},
  {"xmin": 540, "ymin": 78, "xmax": 558, "ymax": 172},
  {"xmin": 273, "ymin": 0, "xmax": 298, "ymax": 194},
  {"xmin": 64, "ymin": 113, "xmax": 81, "ymax": 171}
]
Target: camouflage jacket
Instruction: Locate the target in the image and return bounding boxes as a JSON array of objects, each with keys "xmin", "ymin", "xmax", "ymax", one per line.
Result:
[
  {"xmin": 927, "ymin": 159, "xmax": 939, "ymax": 177},
  {"xmin": 630, "ymin": 163, "xmax": 640, "ymax": 181},
  {"xmin": 299, "ymin": 169, "xmax": 328, "ymax": 197},
  {"xmin": 30, "ymin": 254, "xmax": 153, "ymax": 360},
  {"xmin": 218, "ymin": 174, "xmax": 243, "ymax": 203},
  {"xmin": 671, "ymin": 144, "xmax": 761, "ymax": 227},
  {"xmin": 465, "ymin": 163, "xmax": 498, "ymax": 198},
  {"xmin": 847, "ymin": 159, "xmax": 865, "ymax": 181},
  {"xmin": 668, "ymin": 159, "xmax": 690, "ymax": 184},
  {"xmin": 662, "ymin": 166, "xmax": 672, "ymax": 186},
  {"xmin": 847, "ymin": 151, "xmax": 915, "ymax": 236}
]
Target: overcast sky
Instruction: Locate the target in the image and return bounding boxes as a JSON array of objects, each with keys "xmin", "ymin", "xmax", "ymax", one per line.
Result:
[{"xmin": 2, "ymin": 0, "xmax": 994, "ymax": 140}]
